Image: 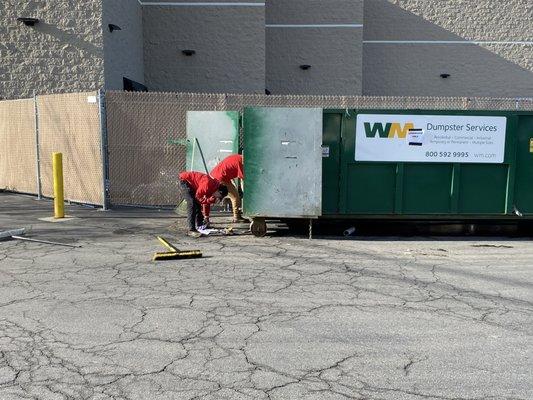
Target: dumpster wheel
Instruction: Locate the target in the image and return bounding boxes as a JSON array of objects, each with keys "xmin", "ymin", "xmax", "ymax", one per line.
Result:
[{"xmin": 250, "ymin": 218, "xmax": 267, "ymax": 237}]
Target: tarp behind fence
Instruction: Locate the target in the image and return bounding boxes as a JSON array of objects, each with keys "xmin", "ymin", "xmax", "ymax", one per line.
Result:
[
  {"xmin": 105, "ymin": 91, "xmax": 533, "ymax": 206},
  {"xmin": 37, "ymin": 92, "xmax": 103, "ymax": 205},
  {"xmin": 0, "ymin": 99, "xmax": 37, "ymax": 194},
  {"xmin": 105, "ymin": 92, "xmax": 189, "ymax": 206}
]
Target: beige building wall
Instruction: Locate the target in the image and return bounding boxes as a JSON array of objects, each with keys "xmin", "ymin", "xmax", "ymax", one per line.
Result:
[
  {"xmin": 363, "ymin": 0, "xmax": 533, "ymax": 97},
  {"xmin": 142, "ymin": 0, "xmax": 265, "ymax": 93},
  {"xmin": 0, "ymin": 0, "xmax": 105, "ymax": 100},
  {"xmin": 266, "ymin": 0, "xmax": 364, "ymax": 95},
  {"xmin": 103, "ymin": 0, "xmax": 145, "ymax": 90}
]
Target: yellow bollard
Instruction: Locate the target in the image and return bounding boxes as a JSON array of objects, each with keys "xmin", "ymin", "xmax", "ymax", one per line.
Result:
[{"xmin": 52, "ymin": 152, "xmax": 64, "ymax": 219}]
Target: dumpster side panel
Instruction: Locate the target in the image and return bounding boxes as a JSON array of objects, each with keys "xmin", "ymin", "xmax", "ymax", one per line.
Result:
[
  {"xmin": 402, "ymin": 164, "xmax": 453, "ymax": 214},
  {"xmin": 458, "ymin": 164, "xmax": 508, "ymax": 214},
  {"xmin": 243, "ymin": 107, "xmax": 322, "ymax": 218},
  {"xmin": 345, "ymin": 164, "xmax": 396, "ymax": 214}
]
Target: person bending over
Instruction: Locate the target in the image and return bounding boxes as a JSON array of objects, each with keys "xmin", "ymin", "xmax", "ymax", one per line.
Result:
[
  {"xmin": 179, "ymin": 171, "xmax": 228, "ymax": 237},
  {"xmin": 205, "ymin": 154, "xmax": 245, "ymax": 224}
]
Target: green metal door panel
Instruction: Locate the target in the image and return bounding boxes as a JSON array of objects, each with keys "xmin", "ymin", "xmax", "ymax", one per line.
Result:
[
  {"xmin": 243, "ymin": 107, "xmax": 323, "ymax": 218},
  {"xmin": 345, "ymin": 164, "xmax": 396, "ymax": 214},
  {"xmin": 402, "ymin": 164, "xmax": 453, "ymax": 214},
  {"xmin": 458, "ymin": 164, "xmax": 508, "ymax": 214},
  {"xmin": 513, "ymin": 116, "xmax": 533, "ymax": 214},
  {"xmin": 322, "ymin": 113, "xmax": 342, "ymax": 214},
  {"xmin": 186, "ymin": 111, "xmax": 239, "ymax": 173}
]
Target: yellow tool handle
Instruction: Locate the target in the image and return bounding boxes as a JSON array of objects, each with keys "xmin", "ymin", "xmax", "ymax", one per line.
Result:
[{"xmin": 157, "ymin": 236, "xmax": 179, "ymax": 252}]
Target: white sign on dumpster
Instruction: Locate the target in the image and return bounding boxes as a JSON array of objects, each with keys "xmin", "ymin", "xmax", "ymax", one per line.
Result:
[{"xmin": 355, "ymin": 114, "xmax": 507, "ymax": 163}]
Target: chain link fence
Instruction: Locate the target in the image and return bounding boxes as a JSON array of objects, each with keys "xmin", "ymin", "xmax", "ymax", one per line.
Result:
[
  {"xmin": 0, "ymin": 91, "xmax": 104, "ymax": 206},
  {"xmin": 2, "ymin": 90, "xmax": 532, "ymax": 207}
]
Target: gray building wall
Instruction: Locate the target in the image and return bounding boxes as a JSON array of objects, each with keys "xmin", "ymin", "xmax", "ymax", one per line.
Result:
[
  {"xmin": 102, "ymin": 0, "xmax": 144, "ymax": 90},
  {"xmin": 142, "ymin": 0, "xmax": 265, "ymax": 94},
  {"xmin": 0, "ymin": 0, "xmax": 104, "ymax": 100},
  {"xmin": 266, "ymin": 0, "xmax": 364, "ymax": 95},
  {"xmin": 0, "ymin": 0, "xmax": 531, "ymax": 99},
  {"xmin": 363, "ymin": 0, "xmax": 533, "ymax": 97}
]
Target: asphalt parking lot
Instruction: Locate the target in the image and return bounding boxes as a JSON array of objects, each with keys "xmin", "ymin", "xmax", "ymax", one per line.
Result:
[{"xmin": 1, "ymin": 192, "xmax": 532, "ymax": 400}]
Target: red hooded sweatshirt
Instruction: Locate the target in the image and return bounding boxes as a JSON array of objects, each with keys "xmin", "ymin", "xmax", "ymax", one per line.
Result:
[
  {"xmin": 179, "ymin": 172, "xmax": 220, "ymax": 211},
  {"xmin": 202, "ymin": 154, "xmax": 244, "ymax": 218},
  {"xmin": 210, "ymin": 154, "xmax": 244, "ymax": 182}
]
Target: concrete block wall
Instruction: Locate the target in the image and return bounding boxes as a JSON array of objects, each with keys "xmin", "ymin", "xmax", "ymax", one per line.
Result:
[
  {"xmin": 363, "ymin": 0, "xmax": 533, "ymax": 97},
  {"xmin": 266, "ymin": 0, "xmax": 364, "ymax": 95},
  {"xmin": 0, "ymin": 0, "xmax": 531, "ymax": 99},
  {"xmin": 0, "ymin": 0, "xmax": 105, "ymax": 100},
  {"xmin": 102, "ymin": 0, "xmax": 144, "ymax": 91},
  {"xmin": 142, "ymin": 0, "xmax": 265, "ymax": 94}
]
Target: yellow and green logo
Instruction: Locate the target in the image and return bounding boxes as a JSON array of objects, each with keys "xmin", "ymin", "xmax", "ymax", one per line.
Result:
[{"xmin": 364, "ymin": 122, "xmax": 414, "ymax": 139}]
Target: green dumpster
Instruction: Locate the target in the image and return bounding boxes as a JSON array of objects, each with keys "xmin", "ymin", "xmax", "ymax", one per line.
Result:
[{"xmin": 242, "ymin": 107, "xmax": 533, "ymax": 235}]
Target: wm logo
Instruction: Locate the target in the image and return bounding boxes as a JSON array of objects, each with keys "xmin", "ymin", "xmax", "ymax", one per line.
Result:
[{"xmin": 364, "ymin": 122, "xmax": 415, "ymax": 139}]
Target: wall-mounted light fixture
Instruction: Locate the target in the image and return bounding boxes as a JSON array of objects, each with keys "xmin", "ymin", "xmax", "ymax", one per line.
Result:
[
  {"xmin": 17, "ymin": 17, "xmax": 39, "ymax": 26},
  {"xmin": 300, "ymin": 64, "xmax": 312, "ymax": 70},
  {"xmin": 182, "ymin": 50, "xmax": 196, "ymax": 56},
  {"xmin": 108, "ymin": 24, "xmax": 122, "ymax": 33},
  {"xmin": 440, "ymin": 73, "xmax": 450, "ymax": 79}
]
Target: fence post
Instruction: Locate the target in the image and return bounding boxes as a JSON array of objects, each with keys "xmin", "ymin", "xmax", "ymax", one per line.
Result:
[
  {"xmin": 33, "ymin": 91, "xmax": 42, "ymax": 200},
  {"xmin": 98, "ymin": 89, "xmax": 109, "ymax": 210}
]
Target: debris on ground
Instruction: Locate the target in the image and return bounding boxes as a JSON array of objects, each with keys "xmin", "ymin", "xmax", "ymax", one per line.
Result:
[
  {"xmin": 0, "ymin": 228, "xmax": 26, "ymax": 240},
  {"xmin": 471, "ymin": 244, "xmax": 514, "ymax": 249},
  {"xmin": 197, "ymin": 226, "xmax": 219, "ymax": 236}
]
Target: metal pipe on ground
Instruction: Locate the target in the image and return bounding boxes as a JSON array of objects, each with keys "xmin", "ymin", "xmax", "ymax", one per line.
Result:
[
  {"xmin": 343, "ymin": 227, "xmax": 356, "ymax": 237},
  {"xmin": 0, "ymin": 228, "xmax": 81, "ymax": 248}
]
